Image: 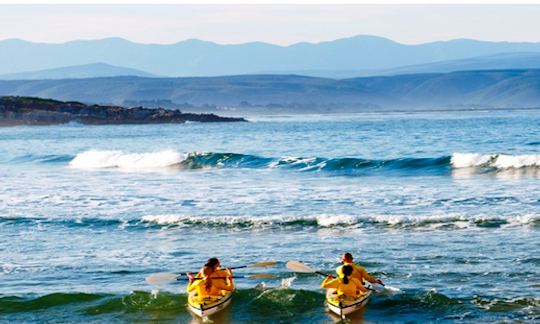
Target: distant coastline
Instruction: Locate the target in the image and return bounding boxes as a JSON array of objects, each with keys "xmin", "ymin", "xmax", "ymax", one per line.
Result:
[{"xmin": 0, "ymin": 96, "xmax": 246, "ymax": 126}]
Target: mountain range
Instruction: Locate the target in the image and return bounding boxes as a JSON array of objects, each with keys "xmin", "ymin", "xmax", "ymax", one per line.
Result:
[
  {"xmin": 2, "ymin": 36, "xmax": 540, "ymax": 78},
  {"xmin": 274, "ymin": 52, "xmax": 540, "ymax": 78},
  {"xmin": 1, "ymin": 70, "xmax": 539, "ymax": 112}
]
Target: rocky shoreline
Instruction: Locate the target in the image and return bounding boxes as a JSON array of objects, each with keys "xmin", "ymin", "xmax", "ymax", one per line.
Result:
[{"xmin": 0, "ymin": 96, "xmax": 246, "ymax": 126}]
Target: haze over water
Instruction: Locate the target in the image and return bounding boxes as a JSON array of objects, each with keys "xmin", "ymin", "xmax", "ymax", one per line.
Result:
[{"xmin": 1, "ymin": 110, "xmax": 539, "ymax": 322}]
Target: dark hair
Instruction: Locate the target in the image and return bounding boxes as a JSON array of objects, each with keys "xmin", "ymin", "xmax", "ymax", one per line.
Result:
[
  {"xmin": 205, "ymin": 258, "xmax": 220, "ymax": 268},
  {"xmin": 343, "ymin": 253, "xmax": 353, "ymax": 261},
  {"xmin": 203, "ymin": 258, "xmax": 220, "ymax": 291},
  {"xmin": 342, "ymin": 265, "xmax": 353, "ymax": 284},
  {"xmin": 202, "ymin": 266, "xmax": 213, "ymax": 291}
]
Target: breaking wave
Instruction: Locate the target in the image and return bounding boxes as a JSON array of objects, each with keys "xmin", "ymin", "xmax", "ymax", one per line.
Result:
[
  {"xmin": 139, "ymin": 213, "xmax": 540, "ymax": 230},
  {"xmin": 451, "ymin": 153, "xmax": 540, "ymax": 169},
  {"xmin": 1, "ymin": 289, "xmax": 537, "ymax": 321},
  {"xmin": 69, "ymin": 149, "xmax": 185, "ymax": 169},
  {"xmin": 6, "ymin": 150, "xmax": 540, "ymax": 175},
  {"xmin": 2, "ymin": 213, "xmax": 538, "ymax": 231}
]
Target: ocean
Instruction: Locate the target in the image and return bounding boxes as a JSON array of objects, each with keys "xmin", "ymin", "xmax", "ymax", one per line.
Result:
[{"xmin": 1, "ymin": 110, "xmax": 539, "ymax": 323}]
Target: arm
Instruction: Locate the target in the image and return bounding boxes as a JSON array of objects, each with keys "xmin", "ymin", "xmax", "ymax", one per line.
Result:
[
  {"xmin": 352, "ymin": 278, "xmax": 368, "ymax": 293},
  {"xmin": 208, "ymin": 267, "xmax": 234, "ymax": 292},
  {"xmin": 335, "ymin": 266, "xmax": 343, "ymax": 278},
  {"xmin": 356, "ymin": 266, "xmax": 380, "ymax": 284},
  {"xmin": 321, "ymin": 276, "xmax": 339, "ymax": 289},
  {"xmin": 187, "ymin": 279, "xmax": 202, "ymax": 293},
  {"xmin": 226, "ymin": 267, "xmax": 235, "ymax": 289},
  {"xmin": 213, "ymin": 279, "xmax": 234, "ymax": 292},
  {"xmin": 195, "ymin": 268, "xmax": 204, "ymax": 278}
]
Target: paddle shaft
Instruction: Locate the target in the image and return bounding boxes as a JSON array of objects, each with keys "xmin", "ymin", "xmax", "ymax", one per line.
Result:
[
  {"xmin": 177, "ymin": 275, "xmax": 249, "ymax": 281},
  {"xmin": 315, "ymin": 271, "xmax": 330, "ymax": 277},
  {"xmin": 176, "ymin": 261, "xmax": 274, "ymax": 276},
  {"xmin": 176, "ymin": 266, "xmax": 236, "ymax": 277}
]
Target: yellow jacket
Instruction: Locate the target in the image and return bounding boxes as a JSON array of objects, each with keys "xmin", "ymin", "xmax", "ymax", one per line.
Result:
[
  {"xmin": 321, "ymin": 276, "xmax": 367, "ymax": 297},
  {"xmin": 336, "ymin": 262, "xmax": 378, "ymax": 284},
  {"xmin": 187, "ymin": 276, "xmax": 234, "ymax": 298}
]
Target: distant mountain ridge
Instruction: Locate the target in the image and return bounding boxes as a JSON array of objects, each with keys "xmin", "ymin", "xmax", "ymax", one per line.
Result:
[
  {"xmin": 2, "ymin": 36, "xmax": 540, "ymax": 77},
  {"xmin": 264, "ymin": 52, "xmax": 540, "ymax": 78},
  {"xmin": 1, "ymin": 70, "xmax": 539, "ymax": 112},
  {"xmin": 0, "ymin": 63, "xmax": 155, "ymax": 80}
]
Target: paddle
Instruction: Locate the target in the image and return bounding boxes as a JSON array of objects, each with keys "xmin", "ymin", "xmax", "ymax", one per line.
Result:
[
  {"xmin": 145, "ymin": 260, "xmax": 277, "ymax": 285},
  {"xmin": 146, "ymin": 273, "xmax": 273, "ymax": 285},
  {"xmin": 368, "ymin": 282, "xmax": 401, "ymax": 295},
  {"xmin": 285, "ymin": 260, "xmax": 330, "ymax": 277},
  {"xmin": 179, "ymin": 273, "xmax": 274, "ymax": 281}
]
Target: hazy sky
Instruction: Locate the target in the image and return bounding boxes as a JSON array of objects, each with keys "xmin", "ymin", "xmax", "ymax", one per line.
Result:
[{"xmin": 2, "ymin": 4, "xmax": 540, "ymax": 45}]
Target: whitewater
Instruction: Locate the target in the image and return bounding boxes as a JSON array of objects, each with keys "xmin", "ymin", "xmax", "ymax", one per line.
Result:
[
  {"xmin": 1, "ymin": 110, "xmax": 539, "ymax": 322},
  {"xmin": 66, "ymin": 149, "xmax": 540, "ymax": 172}
]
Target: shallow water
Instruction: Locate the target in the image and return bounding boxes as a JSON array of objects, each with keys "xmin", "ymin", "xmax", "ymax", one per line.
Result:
[{"xmin": 1, "ymin": 110, "xmax": 539, "ymax": 322}]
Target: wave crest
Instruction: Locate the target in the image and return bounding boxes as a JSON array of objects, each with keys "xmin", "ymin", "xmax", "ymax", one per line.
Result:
[
  {"xmin": 451, "ymin": 153, "xmax": 540, "ymax": 169},
  {"xmin": 69, "ymin": 150, "xmax": 184, "ymax": 169},
  {"xmin": 13, "ymin": 149, "xmax": 540, "ymax": 174},
  {"xmin": 2, "ymin": 290, "xmax": 537, "ymax": 318},
  {"xmin": 139, "ymin": 213, "xmax": 540, "ymax": 230},
  {"xmin": 3, "ymin": 213, "xmax": 538, "ymax": 231}
]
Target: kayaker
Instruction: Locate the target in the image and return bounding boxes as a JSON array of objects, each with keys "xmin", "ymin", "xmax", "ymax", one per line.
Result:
[
  {"xmin": 203, "ymin": 258, "xmax": 231, "ymax": 279},
  {"xmin": 336, "ymin": 252, "xmax": 383, "ymax": 285},
  {"xmin": 321, "ymin": 265, "xmax": 367, "ymax": 297},
  {"xmin": 196, "ymin": 258, "xmax": 234, "ymax": 287},
  {"xmin": 187, "ymin": 266, "xmax": 234, "ymax": 299}
]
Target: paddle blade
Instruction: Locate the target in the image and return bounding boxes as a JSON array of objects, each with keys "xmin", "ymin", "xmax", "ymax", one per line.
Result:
[
  {"xmin": 245, "ymin": 273, "xmax": 274, "ymax": 279},
  {"xmin": 371, "ymin": 283, "xmax": 402, "ymax": 295},
  {"xmin": 248, "ymin": 261, "xmax": 277, "ymax": 268},
  {"xmin": 145, "ymin": 272, "xmax": 179, "ymax": 285},
  {"xmin": 286, "ymin": 260, "xmax": 315, "ymax": 273}
]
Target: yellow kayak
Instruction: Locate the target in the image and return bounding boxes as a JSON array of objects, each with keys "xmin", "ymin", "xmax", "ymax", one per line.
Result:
[
  {"xmin": 326, "ymin": 289, "xmax": 371, "ymax": 318},
  {"xmin": 187, "ymin": 290, "xmax": 233, "ymax": 318}
]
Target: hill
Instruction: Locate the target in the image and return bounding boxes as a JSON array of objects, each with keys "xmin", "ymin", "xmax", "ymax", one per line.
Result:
[
  {"xmin": 1, "ymin": 70, "xmax": 539, "ymax": 112},
  {"xmin": 0, "ymin": 63, "xmax": 155, "ymax": 80}
]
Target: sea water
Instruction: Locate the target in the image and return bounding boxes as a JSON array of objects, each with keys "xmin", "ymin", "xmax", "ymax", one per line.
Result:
[{"xmin": 0, "ymin": 110, "xmax": 539, "ymax": 323}]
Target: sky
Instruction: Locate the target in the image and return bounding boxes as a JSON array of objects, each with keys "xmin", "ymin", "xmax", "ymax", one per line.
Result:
[{"xmin": 1, "ymin": 4, "xmax": 540, "ymax": 45}]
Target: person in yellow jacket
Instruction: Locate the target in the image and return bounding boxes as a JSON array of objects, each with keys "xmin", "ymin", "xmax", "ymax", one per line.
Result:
[
  {"xmin": 187, "ymin": 266, "xmax": 234, "ymax": 301},
  {"xmin": 321, "ymin": 265, "xmax": 367, "ymax": 298},
  {"xmin": 194, "ymin": 258, "xmax": 232, "ymax": 279},
  {"xmin": 336, "ymin": 252, "xmax": 383, "ymax": 285}
]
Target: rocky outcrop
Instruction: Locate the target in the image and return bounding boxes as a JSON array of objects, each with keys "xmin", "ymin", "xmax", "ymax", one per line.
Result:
[{"xmin": 0, "ymin": 96, "xmax": 246, "ymax": 126}]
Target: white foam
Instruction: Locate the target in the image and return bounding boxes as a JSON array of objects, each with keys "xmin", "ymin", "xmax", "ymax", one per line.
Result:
[
  {"xmin": 451, "ymin": 153, "xmax": 494, "ymax": 168},
  {"xmin": 504, "ymin": 214, "xmax": 540, "ymax": 227},
  {"xmin": 141, "ymin": 214, "xmax": 189, "ymax": 225},
  {"xmin": 280, "ymin": 277, "xmax": 296, "ymax": 289},
  {"xmin": 316, "ymin": 214, "xmax": 357, "ymax": 227},
  {"xmin": 140, "ymin": 213, "xmax": 539, "ymax": 229},
  {"xmin": 141, "ymin": 214, "xmax": 305, "ymax": 227},
  {"xmin": 142, "ymin": 213, "xmax": 360, "ymax": 228},
  {"xmin": 69, "ymin": 149, "xmax": 184, "ymax": 169},
  {"xmin": 268, "ymin": 156, "xmax": 317, "ymax": 168},
  {"xmin": 451, "ymin": 153, "xmax": 540, "ymax": 169},
  {"xmin": 492, "ymin": 154, "xmax": 540, "ymax": 169}
]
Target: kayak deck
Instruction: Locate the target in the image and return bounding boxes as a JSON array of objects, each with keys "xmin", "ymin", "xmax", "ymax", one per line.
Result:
[
  {"xmin": 326, "ymin": 289, "xmax": 371, "ymax": 317},
  {"xmin": 188, "ymin": 291, "xmax": 233, "ymax": 318}
]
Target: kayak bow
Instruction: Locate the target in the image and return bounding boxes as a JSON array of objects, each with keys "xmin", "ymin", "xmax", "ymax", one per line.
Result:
[
  {"xmin": 188, "ymin": 290, "xmax": 233, "ymax": 318},
  {"xmin": 326, "ymin": 289, "xmax": 371, "ymax": 318}
]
